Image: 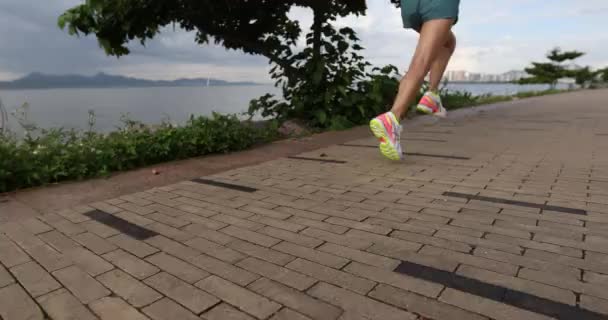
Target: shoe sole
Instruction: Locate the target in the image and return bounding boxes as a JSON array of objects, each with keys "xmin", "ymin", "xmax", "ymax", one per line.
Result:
[
  {"xmin": 369, "ymin": 118, "xmax": 402, "ymax": 161},
  {"xmin": 417, "ymin": 104, "xmax": 447, "ymax": 118}
]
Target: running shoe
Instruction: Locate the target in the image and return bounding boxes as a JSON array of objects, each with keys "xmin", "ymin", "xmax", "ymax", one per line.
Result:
[
  {"xmin": 417, "ymin": 91, "xmax": 447, "ymax": 118},
  {"xmin": 369, "ymin": 111, "xmax": 403, "ymax": 161}
]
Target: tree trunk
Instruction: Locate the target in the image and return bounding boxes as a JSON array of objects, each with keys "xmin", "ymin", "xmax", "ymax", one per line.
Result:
[{"xmin": 311, "ymin": 6, "xmax": 324, "ymax": 63}]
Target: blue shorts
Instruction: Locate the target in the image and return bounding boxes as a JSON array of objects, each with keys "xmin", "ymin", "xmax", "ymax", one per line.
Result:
[{"xmin": 401, "ymin": 0, "xmax": 460, "ymax": 31}]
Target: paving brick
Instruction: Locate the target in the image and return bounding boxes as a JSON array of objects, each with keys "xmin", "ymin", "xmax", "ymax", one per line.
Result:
[
  {"xmin": 222, "ymin": 225, "xmax": 282, "ymax": 247},
  {"xmin": 420, "ymin": 245, "xmax": 518, "ymax": 275},
  {"xmin": 586, "ymin": 251, "xmax": 608, "ymax": 265},
  {"xmin": 19, "ymin": 218, "xmax": 53, "ymax": 234},
  {"xmin": 300, "ymin": 227, "xmax": 371, "ymax": 249},
  {"xmin": 308, "ymin": 205, "xmax": 370, "ymax": 222},
  {"xmin": 318, "ymin": 243, "xmax": 400, "ymax": 269},
  {"xmin": 145, "ymin": 272, "xmax": 219, "ymax": 314},
  {"xmin": 439, "ymin": 288, "xmax": 553, "ymax": 320},
  {"xmin": 228, "ymin": 240, "xmax": 295, "ymax": 266},
  {"xmin": 486, "ymin": 233, "xmax": 582, "ymax": 258},
  {"xmin": 275, "ymin": 206, "xmax": 328, "ymax": 221},
  {"xmin": 1, "ymin": 222, "xmax": 45, "ymax": 250},
  {"xmin": 109, "ymin": 234, "xmax": 159, "ymax": 258},
  {"xmin": 72, "ymin": 232, "xmax": 118, "ymax": 255},
  {"xmin": 149, "ymin": 222, "xmax": 196, "ymax": 241},
  {"xmin": 212, "ymin": 214, "xmax": 265, "ymax": 231},
  {"xmin": 11, "ymin": 261, "xmax": 61, "ymax": 297},
  {"xmin": 450, "ymin": 219, "xmax": 531, "ymax": 239},
  {"xmin": 271, "ymin": 308, "xmax": 312, "ymax": 320},
  {"xmin": 308, "ymin": 282, "xmax": 416, "ymax": 320},
  {"xmin": 345, "ymin": 261, "xmax": 443, "ymax": 298},
  {"xmin": 274, "ymin": 241, "xmax": 349, "ymax": 269},
  {"xmin": 185, "ymin": 237, "xmax": 245, "ymax": 263},
  {"xmin": 579, "ymin": 295, "xmax": 608, "ymax": 317},
  {"xmin": 39, "ymin": 230, "xmax": 81, "ymax": 252},
  {"xmin": 179, "ymin": 213, "xmax": 228, "ymax": 230},
  {"xmin": 288, "ymin": 216, "xmax": 348, "ymax": 234},
  {"xmin": 37, "ymin": 288, "xmax": 97, "ymax": 320},
  {"xmin": 0, "ymin": 284, "xmax": 44, "ymax": 320},
  {"xmin": 144, "ymin": 235, "xmax": 199, "ymax": 260},
  {"xmin": 106, "ymin": 198, "xmax": 126, "ymax": 205},
  {"xmin": 408, "ymin": 219, "xmax": 486, "ymax": 237},
  {"xmin": 383, "ymin": 208, "xmax": 448, "ymax": 224},
  {"xmin": 26, "ymin": 244, "xmax": 73, "ymax": 271},
  {"xmin": 534, "ymin": 233, "xmax": 608, "ymax": 254},
  {"xmin": 0, "ymin": 234, "xmax": 31, "ymax": 267},
  {"xmin": 367, "ymin": 244, "xmax": 459, "ymax": 272},
  {"xmin": 365, "ymin": 217, "xmax": 435, "ymax": 235},
  {"xmin": 501, "ymin": 208, "xmax": 583, "ymax": 226},
  {"xmin": 97, "ymin": 269, "xmax": 162, "ymax": 307},
  {"xmin": 390, "ymin": 230, "xmax": 471, "ymax": 253},
  {"xmin": 436, "ymin": 230, "xmax": 523, "ymax": 254},
  {"xmin": 286, "ymin": 258, "xmax": 375, "ymax": 294},
  {"xmin": 237, "ymin": 257, "xmax": 316, "ymax": 290},
  {"xmin": 0, "ymin": 264, "xmax": 14, "ymax": 288},
  {"xmin": 195, "ymin": 275, "xmax": 281, "ymax": 319},
  {"xmin": 248, "ymin": 278, "xmax": 342, "ymax": 320},
  {"xmin": 495, "ymin": 220, "xmax": 582, "ymax": 240},
  {"xmin": 369, "ymin": 284, "xmax": 488, "ymax": 320},
  {"xmin": 90, "ymin": 297, "xmax": 150, "ymax": 320},
  {"xmin": 112, "ymin": 210, "xmax": 155, "ymax": 226},
  {"xmin": 518, "ymin": 268, "xmax": 608, "ymax": 300},
  {"xmin": 201, "ymin": 303, "xmax": 255, "ymax": 320},
  {"xmin": 103, "ymin": 249, "xmax": 160, "ymax": 280},
  {"xmin": 584, "ymin": 271, "xmax": 608, "ymax": 285},
  {"xmin": 146, "ymin": 203, "xmax": 187, "ymax": 217},
  {"xmin": 57, "ymin": 207, "xmax": 93, "ymax": 222},
  {"xmin": 65, "ymin": 247, "xmax": 114, "ymax": 276},
  {"xmin": 249, "ymin": 215, "xmax": 306, "ymax": 232},
  {"xmin": 117, "ymin": 202, "xmax": 155, "ymax": 215},
  {"xmin": 53, "ymin": 265, "xmax": 110, "ymax": 304},
  {"xmin": 242, "ymin": 205, "xmax": 292, "ymax": 220},
  {"xmin": 187, "ymin": 254, "xmax": 259, "ymax": 286},
  {"xmin": 39, "ymin": 213, "xmax": 86, "ymax": 236},
  {"xmin": 121, "ymin": 194, "xmax": 154, "ymax": 206},
  {"xmin": 143, "ymin": 298, "xmax": 201, "ymax": 320},
  {"xmin": 146, "ymin": 212, "xmax": 190, "ymax": 228},
  {"xmin": 146, "ymin": 252, "xmax": 209, "ymax": 283},
  {"xmin": 182, "ymin": 223, "xmax": 236, "ymax": 244},
  {"xmin": 325, "ymin": 217, "xmax": 391, "ymax": 235},
  {"xmin": 473, "ymin": 247, "xmax": 580, "ymax": 279},
  {"xmin": 458, "ymin": 265, "xmax": 575, "ymax": 305},
  {"xmin": 82, "ymin": 220, "xmax": 124, "ymax": 238},
  {"xmin": 90, "ymin": 201, "xmax": 122, "ymax": 214}
]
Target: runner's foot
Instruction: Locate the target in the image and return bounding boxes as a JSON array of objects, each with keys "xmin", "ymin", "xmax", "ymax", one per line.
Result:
[
  {"xmin": 369, "ymin": 111, "xmax": 403, "ymax": 161},
  {"xmin": 417, "ymin": 91, "xmax": 447, "ymax": 118}
]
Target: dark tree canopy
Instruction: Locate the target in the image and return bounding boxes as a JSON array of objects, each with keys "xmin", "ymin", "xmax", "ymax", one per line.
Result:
[
  {"xmin": 520, "ymin": 47, "xmax": 585, "ymax": 88},
  {"xmin": 547, "ymin": 48, "xmax": 585, "ymax": 63},
  {"xmin": 58, "ymin": 0, "xmax": 402, "ymax": 128},
  {"xmin": 59, "ymin": 1, "xmax": 366, "ymax": 62}
]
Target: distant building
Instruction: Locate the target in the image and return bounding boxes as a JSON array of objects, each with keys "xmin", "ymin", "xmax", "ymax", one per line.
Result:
[{"xmin": 443, "ymin": 69, "xmax": 528, "ymax": 82}]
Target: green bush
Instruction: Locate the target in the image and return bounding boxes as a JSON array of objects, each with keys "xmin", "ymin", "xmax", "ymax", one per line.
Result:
[{"xmin": 0, "ymin": 113, "xmax": 277, "ymax": 193}]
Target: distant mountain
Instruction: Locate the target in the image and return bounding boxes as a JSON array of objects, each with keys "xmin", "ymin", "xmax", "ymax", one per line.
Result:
[{"xmin": 0, "ymin": 72, "xmax": 261, "ymax": 89}]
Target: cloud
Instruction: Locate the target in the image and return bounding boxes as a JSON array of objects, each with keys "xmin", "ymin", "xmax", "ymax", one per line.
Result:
[{"xmin": 1, "ymin": 0, "xmax": 608, "ymax": 81}]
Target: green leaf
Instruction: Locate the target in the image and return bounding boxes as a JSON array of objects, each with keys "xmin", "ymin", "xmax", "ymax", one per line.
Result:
[{"xmin": 315, "ymin": 110, "xmax": 328, "ymax": 124}]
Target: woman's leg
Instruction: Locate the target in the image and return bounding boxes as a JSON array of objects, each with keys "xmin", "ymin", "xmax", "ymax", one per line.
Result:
[{"xmin": 390, "ymin": 19, "xmax": 455, "ymax": 120}]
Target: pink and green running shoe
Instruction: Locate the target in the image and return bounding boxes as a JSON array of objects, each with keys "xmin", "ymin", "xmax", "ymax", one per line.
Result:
[
  {"xmin": 417, "ymin": 91, "xmax": 447, "ymax": 118},
  {"xmin": 369, "ymin": 111, "xmax": 403, "ymax": 161}
]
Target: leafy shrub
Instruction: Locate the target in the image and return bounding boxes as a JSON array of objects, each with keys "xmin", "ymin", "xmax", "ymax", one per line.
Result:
[{"xmin": 0, "ymin": 112, "xmax": 277, "ymax": 193}]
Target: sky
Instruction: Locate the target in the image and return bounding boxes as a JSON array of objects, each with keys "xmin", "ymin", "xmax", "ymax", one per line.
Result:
[{"xmin": 1, "ymin": 0, "xmax": 607, "ymax": 82}]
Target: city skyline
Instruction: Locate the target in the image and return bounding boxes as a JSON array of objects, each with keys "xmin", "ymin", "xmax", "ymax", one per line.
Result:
[{"xmin": 443, "ymin": 70, "xmax": 529, "ymax": 83}]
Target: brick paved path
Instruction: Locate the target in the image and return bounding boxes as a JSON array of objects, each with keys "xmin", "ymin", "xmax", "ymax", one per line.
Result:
[{"xmin": 1, "ymin": 89, "xmax": 608, "ymax": 320}]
